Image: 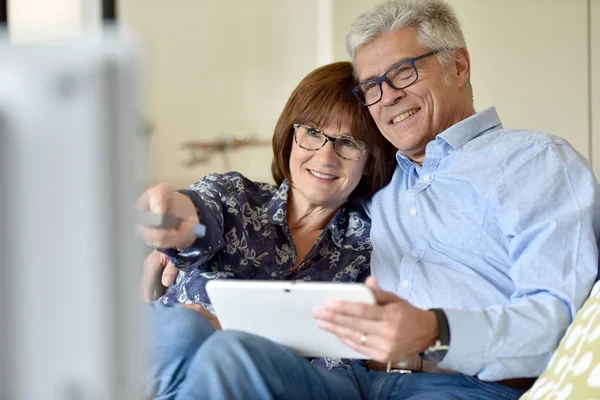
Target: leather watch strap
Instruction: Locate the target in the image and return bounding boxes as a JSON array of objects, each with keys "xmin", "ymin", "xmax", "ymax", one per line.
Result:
[{"xmin": 430, "ymin": 308, "xmax": 450, "ymax": 346}]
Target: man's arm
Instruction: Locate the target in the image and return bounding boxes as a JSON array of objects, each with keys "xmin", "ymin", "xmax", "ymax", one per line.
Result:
[
  {"xmin": 315, "ymin": 141, "xmax": 600, "ymax": 380},
  {"xmin": 438, "ymin": 141, "xmax": 600, "ymax": 379}
]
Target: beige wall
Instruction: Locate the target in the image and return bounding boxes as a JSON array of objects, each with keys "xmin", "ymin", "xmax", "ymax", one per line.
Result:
[
  {"xmin": 332, "ymin": 0, "xmax": 379, "ymax": 61},
  {"xmin": 449, "ymin": 0, "xmax": 590, "ymax": 159},
  {"xmin": 121, "ymin": 0, "xmax": 323, "ymax": 188},
  {"xmin": 122, "ymin": 0, "xmax": 598, "ymax": 188}
]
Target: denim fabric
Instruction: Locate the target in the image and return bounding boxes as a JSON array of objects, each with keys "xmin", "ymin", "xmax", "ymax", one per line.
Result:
[{"xmin": 145, "ymin": 303, "xmax": 525, "ymax": 400}]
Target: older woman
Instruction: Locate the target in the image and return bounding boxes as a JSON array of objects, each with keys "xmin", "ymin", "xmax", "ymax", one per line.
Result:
[{"xmin": 139, "ymin": 61, "xmax": 396, "ymax": 398}]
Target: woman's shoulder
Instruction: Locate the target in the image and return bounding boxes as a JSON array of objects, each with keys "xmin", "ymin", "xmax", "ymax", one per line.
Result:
[
  {"xmin": 189, "ymin": 171, "xmax": 277, "ymax": 197},
  {"xmin": 342, "ymin": 202, "xmax": 372, "ymax": 229},
  {"xmin": 328, "ymin": 203, "xmax": 372, "ymax": 248}
]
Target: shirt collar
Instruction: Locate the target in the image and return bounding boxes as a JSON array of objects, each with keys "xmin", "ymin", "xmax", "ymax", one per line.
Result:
[
  {"xmin": 438, "ymin": 107, "xmax": 502, "ymax": 150},
  {"xmin": 395, "ymin": 107, "xmax": 502, "ymax": 172}
]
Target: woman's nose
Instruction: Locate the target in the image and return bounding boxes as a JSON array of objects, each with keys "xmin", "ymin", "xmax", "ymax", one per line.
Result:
[{"xmin": 315, "ymin": 140, "xmax": 339, "ymax": 163}]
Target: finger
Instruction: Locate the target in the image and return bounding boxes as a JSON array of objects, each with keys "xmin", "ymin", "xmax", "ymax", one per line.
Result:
[
  {"xmin": 316, "ymin": 318, "xmax": 360, "ymax": 340},
  {"xmin": 162, "ymin": 262, "xmax": 179, "ymax": 287},
  {"xmin": 365, "ymin": 276, "xmax": 379, "ymax": 289},
  {"xmin": 154, "ymin": 279, "xmax": 167, "ymax": 299},
  {"xmin": 136, "ymin": 190, "xmax": 151, "ymax": 212},
  {"xmin": 146, "ymin": 183, "xmax": 175, "ymax": 214},
  {"xmin": 314, "ymin": 306, "xmax": 384, "ymax": 334},
  {"xmin": 365, "ymin": 276, "xmax": 402, "ymax": 305},
  {"xmin": 140, "ymin": 265, "xmax": 159, "ymax": 302},
  {"xmin": 339, "ymin": 337, "xmax": 389, "ymax": 363},
  {"xmin": 138, "ymin": 226, "xmax": 179, "ymax": 248},
  {"xmin": 138, "ymin": 218, "xmax": 197, "ymax": 250},
  {"xmin": 321, "ymin": 299, "xmax": 385, "ymax": 321},
  {"xmin": 316, "ymin": 318, "xmax": 385, "ymax": 350},
  {"xmin": 140, "ymin": 251, "xmax": 165, "ymax": 302}
]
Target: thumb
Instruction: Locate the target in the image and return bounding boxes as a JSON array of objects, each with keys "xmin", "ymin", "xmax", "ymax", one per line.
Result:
[
  {"xmin": 365, "ymin": 276, "xmax": 400, "ymax": 305},
  {"xmin": 162, "ymin": 262, "xmax": 179, "ymax": 287}
]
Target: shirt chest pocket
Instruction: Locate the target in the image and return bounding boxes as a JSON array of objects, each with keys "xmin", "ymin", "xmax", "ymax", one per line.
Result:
[{"xmin": 420, "ymin": 202, "xmax": 486, "ymax": 249}]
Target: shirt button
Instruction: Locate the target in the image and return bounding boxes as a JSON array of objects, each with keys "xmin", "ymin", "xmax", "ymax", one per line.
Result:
[
  {"xmin": 411, "ymin": 250, "xmax": 420, "ymax": 258},
  {"xmin": 422, "ymin": 175, "xmax": 431, "ymax": 183},
  {"xmin": 401, "ymin": 280, "xmax": 410, "ymax": 288},
  {"xmin": 409, "ymin": 207, "xmax": 418, "ymax": 217}
]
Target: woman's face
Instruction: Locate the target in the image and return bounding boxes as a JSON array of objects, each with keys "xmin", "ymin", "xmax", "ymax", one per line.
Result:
[{"xmin": 288, "ymin": 120, "xmax": 368, "ymax": 209}]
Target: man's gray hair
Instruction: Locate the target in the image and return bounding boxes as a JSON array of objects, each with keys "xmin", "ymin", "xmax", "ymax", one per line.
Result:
[{"xmin": 347, "ymin": 0, "xmax": 473, "ymax": 100}]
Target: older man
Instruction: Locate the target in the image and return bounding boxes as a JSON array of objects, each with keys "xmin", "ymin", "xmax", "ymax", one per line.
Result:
[
  {"xmin": 313, "ymin": 0, "xmax": 600, "ymax": 389},
  {"xmin": 144, "ymin": 0, "xmax": 600, "ymax": 399}
]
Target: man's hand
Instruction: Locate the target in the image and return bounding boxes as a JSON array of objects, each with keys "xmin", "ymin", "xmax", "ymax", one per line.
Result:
[
  {"xmin": 137, "ymin": 183, "xmax": 199, "ymax": 250},
  {"xmin": 181, "ymin": 303, "xmax": 222, "ymax": 331},
  {"xmin": 140, "ymin": 250, "xmax": 179, "ymax": 302},
  {"xmin": 313, "ymin": 276, "xmax": 439, "ymax": 363}
]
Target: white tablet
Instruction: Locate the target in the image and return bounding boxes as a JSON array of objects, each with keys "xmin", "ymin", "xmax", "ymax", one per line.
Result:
[{"xmin": 205, "ymin": 280, "xmax": 375, "ymax": 359}]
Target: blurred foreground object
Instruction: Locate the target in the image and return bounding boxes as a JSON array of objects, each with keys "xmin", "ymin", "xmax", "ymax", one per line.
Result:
[{"xmin": 0, "ymin": 31, "xmax": 146, "ymax": 400}]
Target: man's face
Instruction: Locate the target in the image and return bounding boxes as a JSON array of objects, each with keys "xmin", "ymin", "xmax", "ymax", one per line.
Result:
[{"xmin": 355, "ymin": 27, "xmax": 468, "ymax": 163}]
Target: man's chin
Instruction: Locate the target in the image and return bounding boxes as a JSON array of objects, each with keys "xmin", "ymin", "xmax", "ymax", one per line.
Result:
[{"xmin": 382, "ymin": 131, "xmax": 410, "ymax": 151}]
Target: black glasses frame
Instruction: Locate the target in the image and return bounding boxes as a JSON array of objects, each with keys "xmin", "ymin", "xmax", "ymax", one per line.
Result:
[{"xmin": 352, "ymin": 50, "xmax": 446, "ymax": 106}]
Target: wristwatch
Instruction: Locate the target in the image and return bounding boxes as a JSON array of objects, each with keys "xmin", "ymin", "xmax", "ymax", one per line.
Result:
[{"xmin": 420, "ymin": 308, "xmax": 450, "ymax": 362}]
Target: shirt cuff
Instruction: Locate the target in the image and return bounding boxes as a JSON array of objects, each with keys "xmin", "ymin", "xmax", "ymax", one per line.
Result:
[
  {"xmin": 436, "ymin": 308, "xmax": 487, "ymax": 376},
  {"xmin": 179, "ymin": 189, "xmax": 224, "ymax": 248},
  {"xmin": 159, "ymin": 189, "xmax": 225, "ymax": 271}
]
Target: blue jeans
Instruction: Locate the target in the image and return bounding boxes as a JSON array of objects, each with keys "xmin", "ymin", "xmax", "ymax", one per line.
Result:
[{"xmin": 145, "ymin": 303, "xmax": 525, "ymax": 400}]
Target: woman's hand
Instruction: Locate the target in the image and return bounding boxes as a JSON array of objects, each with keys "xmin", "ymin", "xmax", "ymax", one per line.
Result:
[
  {"xmin": 140, "ymin": 250, "xmax": 180, "ymax": 302},
  {"xmin": 137, "ymin": 183, "xmax": 199, "ymax": 250}
]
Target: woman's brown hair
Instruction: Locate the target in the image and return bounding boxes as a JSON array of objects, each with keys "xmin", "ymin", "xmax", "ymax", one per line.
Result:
[{"xmin": 271, "ymin": 61, "xmax": 396, "ymax": 198}]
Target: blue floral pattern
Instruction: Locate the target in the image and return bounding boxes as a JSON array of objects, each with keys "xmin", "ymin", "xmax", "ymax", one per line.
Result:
[{"xmin": 159, "ymin": 172, "xmax": 372, "ymax": 369}]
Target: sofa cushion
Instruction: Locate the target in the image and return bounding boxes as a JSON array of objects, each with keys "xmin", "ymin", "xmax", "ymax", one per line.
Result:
[{"xmin": 521, "ymin": 280, "xmax": 600, "ymax": 399}]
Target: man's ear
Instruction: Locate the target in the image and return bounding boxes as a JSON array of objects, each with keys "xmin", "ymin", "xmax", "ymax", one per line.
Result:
[{"xmin": 453, "ymin": 47, "xmax": 471, "ymax": 89}]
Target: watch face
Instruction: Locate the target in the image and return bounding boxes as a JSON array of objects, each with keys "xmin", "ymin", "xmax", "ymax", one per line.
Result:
[
  {"xmin": 421, "ymin": 340, "xmax": 449, "ymax": 362},
  {"xmin": 421, "ymin": 348, "xmax": 448, "ymax": 362}
]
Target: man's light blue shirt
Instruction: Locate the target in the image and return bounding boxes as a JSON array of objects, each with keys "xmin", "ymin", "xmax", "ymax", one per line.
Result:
[{"xmin": 364, "ymin": 107, "xmax": 600, "ymax": 380}]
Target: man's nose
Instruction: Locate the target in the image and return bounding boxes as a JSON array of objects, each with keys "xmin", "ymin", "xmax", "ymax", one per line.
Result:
[{"xmin": 380, "ymin": 81, "xmax": 406, "ymax": 106}]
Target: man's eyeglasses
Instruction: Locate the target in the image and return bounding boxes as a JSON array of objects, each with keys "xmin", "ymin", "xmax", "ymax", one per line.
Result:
[
  {"xmin": 353, "ymin": 49, "xmax": 447, "ymax": 106},
  {"xmin": 292, "ymin": 124, "xmax": 367, "ymax": 161}
]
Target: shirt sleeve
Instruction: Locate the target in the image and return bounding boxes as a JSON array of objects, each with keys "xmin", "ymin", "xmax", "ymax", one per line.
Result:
[
  {"xmin": 159, "ymin": 174, "xmax": 229, "ymax": 272},
  {"xmin": 438, "ymin": 140, "xmax": 600, "ymax": 380}
]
